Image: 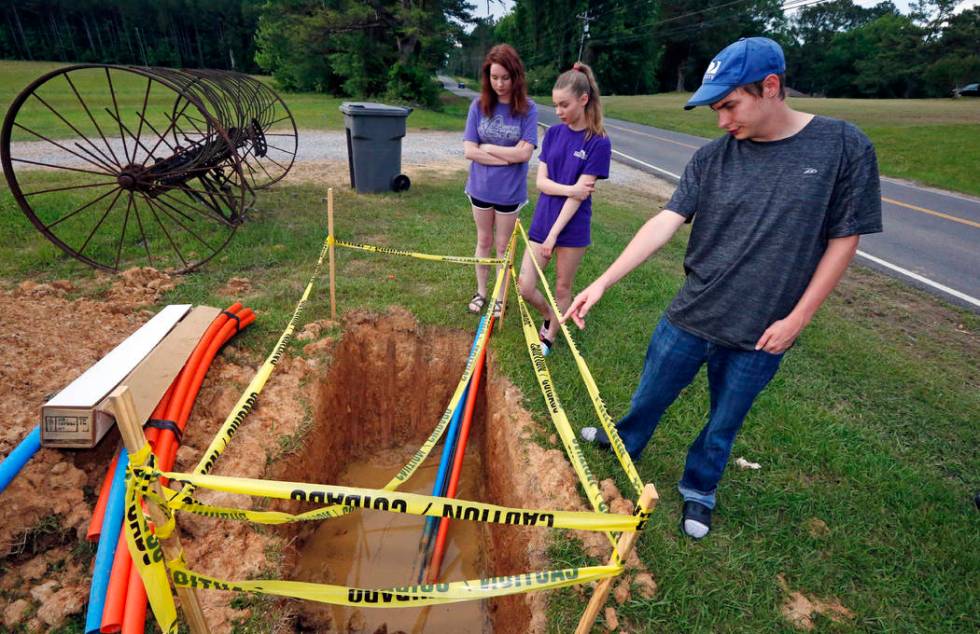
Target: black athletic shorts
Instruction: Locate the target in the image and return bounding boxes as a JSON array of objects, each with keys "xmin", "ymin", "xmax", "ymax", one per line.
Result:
[{"xmin": 469, "ymin": 195, "xmax": 521, "ymax": 214}]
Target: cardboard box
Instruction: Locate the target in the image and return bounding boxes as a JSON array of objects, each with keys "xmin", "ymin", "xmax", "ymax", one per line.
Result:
[
  {"xmin": 40, "ymin": 304, "xmax": 209, "ymax": 448},
  {"xmin": 97, "ymin": 305, "xmax": 221, "ymax": 435}
]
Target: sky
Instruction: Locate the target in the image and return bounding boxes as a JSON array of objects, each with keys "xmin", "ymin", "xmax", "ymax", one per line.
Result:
[{"xmin": 472, "ymin": 0, "xmax": 980, "ymax": 22}]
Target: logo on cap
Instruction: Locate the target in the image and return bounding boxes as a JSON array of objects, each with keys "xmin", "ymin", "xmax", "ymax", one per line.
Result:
[{"xmin": 704, "ymin": 60, "xmax": 721, "ymax": 81}]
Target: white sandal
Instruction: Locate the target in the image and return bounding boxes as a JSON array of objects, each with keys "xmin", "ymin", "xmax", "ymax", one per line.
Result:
[{"xmin": 467, "ymin": 293, "xmax": 486, "ymax": 314}]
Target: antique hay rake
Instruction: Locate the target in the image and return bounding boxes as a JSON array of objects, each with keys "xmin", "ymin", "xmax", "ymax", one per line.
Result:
[{"xmin": 1, "ymin": 65, "xmax": 297, "ymax": 273}]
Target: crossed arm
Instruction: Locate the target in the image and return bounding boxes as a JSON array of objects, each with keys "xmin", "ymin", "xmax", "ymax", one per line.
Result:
[
  {"xmin": 534, "ymin": 162, "xmax": 598, "ymax": 257},
  {"xmin": 463, "ymin": 140, "xmax": 535, "ymax": 166}
]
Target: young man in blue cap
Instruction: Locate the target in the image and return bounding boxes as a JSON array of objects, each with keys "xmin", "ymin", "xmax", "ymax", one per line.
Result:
[{"xmin": 567, "ymin": 37, "xmax": 882, "ymax": 540}]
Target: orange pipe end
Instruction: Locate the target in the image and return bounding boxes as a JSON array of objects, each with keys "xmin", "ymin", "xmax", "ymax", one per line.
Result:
[
  {"xmin": 120, "ymin": 566, "xmax": 148, "ymax": 634},
  {"xmin": 100, "ymin": 530, "xmax": 132, "ymax": 633},
  {"xmin": 86, "ymin": 451, "xmax": 120, "ymax": 542}
]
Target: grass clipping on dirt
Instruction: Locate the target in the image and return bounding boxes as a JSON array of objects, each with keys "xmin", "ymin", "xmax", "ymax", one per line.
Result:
[{"xmin": 0, "ymin": 165, "xmax": 977, "ymax": 632}]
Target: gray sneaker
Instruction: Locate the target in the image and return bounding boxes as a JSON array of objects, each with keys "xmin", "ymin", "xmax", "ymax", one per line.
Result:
[{"xmin": 579, "ymin": 426, "xmax": 610, "ymax": 448}]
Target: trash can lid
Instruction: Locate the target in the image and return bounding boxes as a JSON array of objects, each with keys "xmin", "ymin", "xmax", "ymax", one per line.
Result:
[{"xmin": 339, "ymin": 102, "xmax": 414, "ymax": 117}]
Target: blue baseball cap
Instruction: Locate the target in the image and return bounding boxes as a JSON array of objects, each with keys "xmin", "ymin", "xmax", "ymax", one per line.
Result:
[{"xmin": 684, "ymin": 37, "xmax": 786, "ymax": 110}]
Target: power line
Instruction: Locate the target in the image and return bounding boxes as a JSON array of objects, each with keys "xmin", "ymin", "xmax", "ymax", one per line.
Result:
[{"xmin": 585, "ymin": 0, "xmax": 832, "ymax": 48}]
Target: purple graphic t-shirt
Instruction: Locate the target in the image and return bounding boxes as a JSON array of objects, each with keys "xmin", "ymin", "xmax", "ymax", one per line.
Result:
[
  {"xmin": 528, "ymin": 124, "xmax": 612, "ymax": 247},
  {"xmin": 463, "ymin": 98, "xmax": 538, "ymax": 206}
]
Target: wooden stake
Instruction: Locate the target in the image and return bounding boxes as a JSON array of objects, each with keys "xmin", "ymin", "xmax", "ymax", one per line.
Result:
[
  {"xmin": 575, "ymin": 483, "xmax": 658, "ymax": 634},
  {"xmin": 327, "ymin": 187, "xmax": 336, "ymax": 320},
  {"xmin": 109, "ymin": 386, "xmax": 210, "ymax": 634},
  {"xmin": 497, "ymin": 230, "xmax": 518, "ymax": 329}
]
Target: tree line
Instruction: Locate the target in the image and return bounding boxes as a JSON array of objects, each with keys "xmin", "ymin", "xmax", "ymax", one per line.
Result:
[
  {"xmin": 0, "ymin": 0, "xmax": 263, "ymax": 72},
  {"xmin": 452, "ymin": 0, "xmax": 979, "ymax": 98},
  {"xmin": 1, "ymin": 0, "xmax": 976, "ymax": 102}
]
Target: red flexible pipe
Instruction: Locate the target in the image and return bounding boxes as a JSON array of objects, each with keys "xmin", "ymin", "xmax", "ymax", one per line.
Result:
[
  {"xmin": 155, "ymin": 308, "xmax": 254, "ymax": 484},
  {"xmin": 86, "ymin": 452, "xmax": 120, "ymax": 542},
  {"xmin": 102, "ymin": 305, "xmax": 247, "ymax": 633},
  {"xmin": 426, "ymin": 316, "xmax": 493, "ymax": 583},
  {"xmin": 118, "ymin": 305, "xmax": 254, "ymax": 634}
]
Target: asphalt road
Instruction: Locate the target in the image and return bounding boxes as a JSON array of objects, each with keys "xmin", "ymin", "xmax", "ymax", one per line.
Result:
[{"xmin": 438, "ymin": 76, "xmax": 979, "ymax": 310}]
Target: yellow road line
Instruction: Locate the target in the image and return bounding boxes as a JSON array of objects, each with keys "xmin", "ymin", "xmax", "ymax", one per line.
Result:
[
  {"xmin": 604, "ymin": 122, "xmax": 703, "ymax": 149},
  {"xmin": 881, "ymin": 196, "xmax": 980, "ymax": 229},
  {"xmin": 556, "ymin": 121, "xmax": 979, "ymax": 230}
]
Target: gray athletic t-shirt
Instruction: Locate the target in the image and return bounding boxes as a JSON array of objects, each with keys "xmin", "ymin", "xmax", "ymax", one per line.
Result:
[{"xmin": 664, "ymin": 116, "xmax": 883, "ymax": 350}]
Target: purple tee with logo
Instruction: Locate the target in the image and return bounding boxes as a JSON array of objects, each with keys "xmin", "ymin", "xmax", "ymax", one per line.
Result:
[
  {"xmin": 464, "ymin": 98, "xmax": 538, "ymax": 206},
  {"xmin": 528, "ymin": 124, "xmax": 612, "ymax": 247}
]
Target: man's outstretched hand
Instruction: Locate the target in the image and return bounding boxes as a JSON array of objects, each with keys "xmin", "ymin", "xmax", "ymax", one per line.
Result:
[{"xmin": 562, "ymin": 280, "xmax": 606, "ymax": 329}]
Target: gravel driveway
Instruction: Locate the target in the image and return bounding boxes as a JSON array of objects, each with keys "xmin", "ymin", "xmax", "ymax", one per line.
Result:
[{"xmin": 4, "ymin": 129, "xmax": 670, "ymax": 196}]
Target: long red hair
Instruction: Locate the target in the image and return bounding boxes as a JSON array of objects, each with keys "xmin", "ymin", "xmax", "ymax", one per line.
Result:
[{"xmin": 480, "ymin": 44, "xmax": 529, "ymax": 117}]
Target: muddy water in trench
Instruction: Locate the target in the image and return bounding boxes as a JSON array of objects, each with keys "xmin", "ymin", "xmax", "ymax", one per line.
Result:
[{"xmin": 292, "ymin": 446, "xmax": 488, "ymax": 633}]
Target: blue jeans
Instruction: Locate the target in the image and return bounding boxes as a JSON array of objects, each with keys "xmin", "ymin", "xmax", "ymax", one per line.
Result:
[{"xmin": 616, "ymin": 317, "xmax": 783, "ymax": 510}]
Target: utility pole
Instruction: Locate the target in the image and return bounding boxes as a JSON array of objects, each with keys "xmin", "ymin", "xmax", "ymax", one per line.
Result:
[{"xmin": 577, "ymin": 10, "xmax": 595, "ymax": 62}]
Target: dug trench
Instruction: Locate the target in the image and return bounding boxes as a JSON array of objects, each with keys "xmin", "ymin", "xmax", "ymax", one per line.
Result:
[
  {"xmin": 272, "ymin": 308, "xmax": 570, "ymax": 633},
  {"xmin": 0, "ymin": 303, "xmax": 652, "ymax": 632},
  {"xmin": 265, "ymin": 309, "xmax": 656, "ymax": 633}
]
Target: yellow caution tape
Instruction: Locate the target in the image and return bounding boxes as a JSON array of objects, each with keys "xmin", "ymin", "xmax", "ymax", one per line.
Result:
[
  {"xmin": 144, "ymin": 469, "xmax": 642, "ymax": 532},
  {"xmin": 509, "ymin": 265, "xmax": 610, "ymax": 519},
  {"xmin": 171, "ymin": 234, "xmax": 332, "ymax": 509},
  {"xmin": 124, "ymin": 446, "xmax": 178, "ymax": 634},
  {"xmin": 167, "ymin": 558, "xmax": 621, "ymax": 607},
  {"xmin": 117, "ymin": 216, "xmax": 662, "ymax": 633},
  {"xmin": 380, "ymin": 264, "xmax": 507, "ymax": 492},
  {"xmin": 333, "ymin": 237, "xmax": 506, "ymax": 265},
  {"xmin": 507, "ymin": 263, "xmax": 623, "ymax": 559},
  {"xmin": 515, "ymin": 221, "xmax": 644, "ymax": 496}
]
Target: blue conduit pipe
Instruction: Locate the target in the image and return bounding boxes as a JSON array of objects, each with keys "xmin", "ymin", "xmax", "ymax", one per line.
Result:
[
  {"xmin": 85, "ymin": 450, "xmax": 129, "ymax": 634},
  {"xmin": 416, "ymin": 315, "xmax": 487, "ymax": 581},
  {"xmin": 0, "ymin": 425, "xmax": 42, "ymax": 495}
]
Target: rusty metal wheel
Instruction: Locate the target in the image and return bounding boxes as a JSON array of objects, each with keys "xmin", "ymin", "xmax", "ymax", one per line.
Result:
[{"xmin": 1, "ymin": 64, "xmax": 249, "ymax": 273}]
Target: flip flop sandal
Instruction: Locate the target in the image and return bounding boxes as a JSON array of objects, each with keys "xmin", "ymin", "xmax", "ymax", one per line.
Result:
[
  {"xmin": 492, "ymin": 299, "xmax": 503, "ymax": 318},
  {"xmin": 467, "ymin": 293, "xmax": 486, "ymax": 314}
]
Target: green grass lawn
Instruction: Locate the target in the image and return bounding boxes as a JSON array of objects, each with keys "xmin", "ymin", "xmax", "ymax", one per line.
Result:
[
  {"xmin": 1, "ymin": 166, "xmax": 976, "ymax": 632},
  {"xmin": 602, "ymin": 92, "xmax": 980, "ymax": 197},
  {"xmin": 0, "ymin": 60, "xmax": 468, "ymax": 141}
]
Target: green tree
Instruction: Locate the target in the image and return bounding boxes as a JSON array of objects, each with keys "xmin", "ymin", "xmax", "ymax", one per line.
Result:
[
  {"xmin": 0, "ymin": 0, "xmax": 262, "ymax": 71},
  {"xmin": 653, "ymin": 0, "xmax": 785, "ymax": 93},
  {"xmin": 498, "ymin": 0, "xmax": 661, "ymax": 96},
  {"xmin": 253, "ymin": 0, "xmax": 470, "ymax": 106},
  {"xmin": 851, "ymin": 13, "xmax": 926, "ymax": 97},
  {"xmin": 785, "ymin": 0, "xmax": 896, "ymax": 95},
  {"xmin": 922, "ymin": 7, "xmax": 980, "ymax": 95}
]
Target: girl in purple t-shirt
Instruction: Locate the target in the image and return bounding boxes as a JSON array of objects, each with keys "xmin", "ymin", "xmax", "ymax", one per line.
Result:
[
  {"xmin": 519, "ymin": 62, "xmax": 612, "ymax": 354},
  {"xmin": 463, "ymin": 44, "xmax": 538, "ymax": 315}
]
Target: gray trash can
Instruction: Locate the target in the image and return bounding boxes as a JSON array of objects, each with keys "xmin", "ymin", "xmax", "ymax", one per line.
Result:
[{"xmin": 339, "ymin": 102, "xmax": 413, "ymax": 194}]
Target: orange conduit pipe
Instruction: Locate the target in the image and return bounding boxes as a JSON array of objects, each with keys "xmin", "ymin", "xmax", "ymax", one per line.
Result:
[
  {"xmin": 155, "ymin": 307, "xmax": 254, "ymax": 481},
  {"xmin": 104, "ymin": 305, "xmax": 252, "ymax": 633},
  {"xmin": 426, "ymin": 316, "xmax": 494, "ymax": 583},
  {"xmin": 97, "ymin": 388, "xmax": 176, "ymax": 630},
  {"xmin": 86, "ymin": 451, "xmax": 119, "ymax": 542},
  {"xmin": 105, "ymin": 305, "xmax": 250, "ymax": 633},
  {"xmin": 110, "ymin": 304, "xmax": 255, "ymax": 634},
  {"xmin": 100, "ymin": 304, "xmax": 249, "ymax": 633}
]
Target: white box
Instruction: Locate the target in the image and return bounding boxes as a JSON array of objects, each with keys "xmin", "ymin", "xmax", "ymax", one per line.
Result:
[{"xmin": 41, "ymin": 304, "xmax": 191, "ymax": 448}]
